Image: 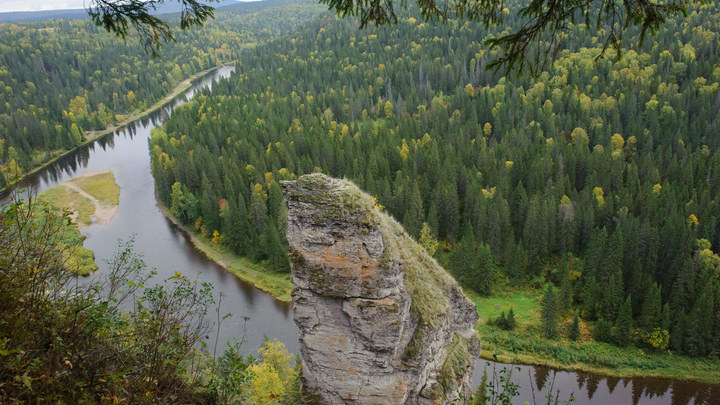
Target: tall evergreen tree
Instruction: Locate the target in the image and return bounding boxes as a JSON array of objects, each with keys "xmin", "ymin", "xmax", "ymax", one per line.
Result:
[
  {"xmin": 594, "ymin": 318, "xmax": 612, "ymax": 343},
  {"xmin": 541, "ymin": 285, "xmax": 559, "ymax": 339},
  {"xmin": 473, "ymin": 243, "xmax": 497, "ymax": 296},
  {"xmin": 570, "ymin": 312, "xmax": 581, "ymax": 341},
  {"xmin": 639, "ymin": 283, "xmax": 662, "ymax": 331},
  {"xmin": 615, "ymin": 296, "xmax": 633, "ymax": 347}
]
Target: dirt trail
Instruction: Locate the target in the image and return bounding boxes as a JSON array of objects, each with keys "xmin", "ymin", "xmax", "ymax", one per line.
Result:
[{"xmin": 63, "ymin": 173, "xmax": 118, "ymax": 229}]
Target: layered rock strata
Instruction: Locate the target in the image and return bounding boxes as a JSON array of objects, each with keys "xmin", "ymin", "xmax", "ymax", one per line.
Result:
[{"xmin": 283, "ymin": 173, "xmax": 480, "ymax": 405}]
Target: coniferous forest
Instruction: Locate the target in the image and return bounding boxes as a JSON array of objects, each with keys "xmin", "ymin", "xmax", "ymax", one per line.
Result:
[
  {"xmin": 150, "ymin": 1, "xmax": 720, "ymax": 361},
  {"xmin": 0, "ymin": 0, "xmax": 323, "ymax": 185},
  {"xmin": 3, "ymin": 0, "xmax": 720, "ymax": 401}
]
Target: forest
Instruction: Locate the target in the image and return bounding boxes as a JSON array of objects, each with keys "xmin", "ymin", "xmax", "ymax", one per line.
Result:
[
  {"xmin": 0, "ymin": 0, "xmax": 323, "ymax": 187},
  {"xmin": 149, "ymin": 0, "xmax": 720, "ymax": 363}
]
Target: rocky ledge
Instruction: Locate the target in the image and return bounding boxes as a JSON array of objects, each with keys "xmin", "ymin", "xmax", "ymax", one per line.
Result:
[{"xmin": 282, "ymin": 173, "xmax": 480, "ymax": 405}]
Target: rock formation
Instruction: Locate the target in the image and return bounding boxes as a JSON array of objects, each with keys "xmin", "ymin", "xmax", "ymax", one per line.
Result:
[{"xmin": 283, "ymin": 173, "xmax": 480, "ymax": 405}]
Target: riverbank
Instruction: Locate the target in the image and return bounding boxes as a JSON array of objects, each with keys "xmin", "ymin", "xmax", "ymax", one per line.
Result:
[
  {"xmin": 4, "ymin": 65, "xmax": 234, "ymax": 191},
  {"xmin": 156, "ymin": 199, "xmax": 293, "ymax": 302},
  {"xmin": 34, "ymin": 170, "xmax": 120, "ymax": 275},
  {"xmin": 471, "ymin": 289, "xmax": 720, "ymax": 384}
]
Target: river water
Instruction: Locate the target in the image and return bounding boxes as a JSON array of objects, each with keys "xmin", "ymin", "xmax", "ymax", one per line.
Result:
[{"xmin": 4, "ymin": 66, "xmax": 718, "ymax": 404}]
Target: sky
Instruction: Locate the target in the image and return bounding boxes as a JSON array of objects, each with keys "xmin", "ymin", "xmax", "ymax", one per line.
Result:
[
  {"xmin": 0, "ymin": 0, "xmax": 252, "ymax": 13},
  {"xmin": 0, "ymin": 0, "xmax": 90, "ymax": 12}
]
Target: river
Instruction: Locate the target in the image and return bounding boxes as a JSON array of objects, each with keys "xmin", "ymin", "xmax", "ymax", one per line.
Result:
[{"xmin": 4, "ymin": 66, "xmax": 718, "ymax": 404}]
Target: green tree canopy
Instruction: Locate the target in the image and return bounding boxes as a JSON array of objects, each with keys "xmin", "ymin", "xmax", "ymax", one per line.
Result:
[
  {"xmin": 88, "ymin": 0, "xmax": 218, "ymax": 56},
  {"xmin": 318, "ymin": 0, "xmax": 703, "ymax": 73}
]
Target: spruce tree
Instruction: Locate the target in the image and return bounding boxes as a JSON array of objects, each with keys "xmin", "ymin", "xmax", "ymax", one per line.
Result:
[
  {"xmin": 264, "ymin": 222, "xmax": 290, "ymax": 273},
  {"xmin": 541, "ymin": 285, "xmax": 559, "ymax": 339},
  {"xmin": 474, "ymin": 243, "xmax": 497, "ymax": 296},
  {"xmin": 594, "ymin": 318, "xmax": 612, "ymax": 343},
  {"xmin": 603, "ymin": 269, "xmax": 624, "ymax": 321},
  {"xmin": 452, "ymin": 222, "xmax": 476, "ymax": 285},
  {"xmin": 559, "ymin": 257, "xmax": 572, "ymax": 313},
  {"xmin": 640, "ymin": 283, "xmax": 662, "ymax": 331},
  {"xmin": 496, "ymin": 311, "xmax": 507, "ymax": 329},
  {"xmin": 570, "ymin": 312, "xmax": 581, "ymax": 341},
  {"xmin": 615, "ymin": 296, "xmax": 633, "ymax": 346},
  {"xmin": 507, "ymin": 308, "xmax": 516, "ymax": 331}
]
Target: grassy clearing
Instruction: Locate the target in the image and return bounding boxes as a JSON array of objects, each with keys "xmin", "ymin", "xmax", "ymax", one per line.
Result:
[
  {"xmin": 71, "ymin": 172, "xmax": 119, "ymax": 205},
  {"xmin": 471, "ymin": 287, "xmax": 720, "ymax": 383},
  {"xmin": 36, "ymin": 185, "xmax": 95, "ymax": 226},
  {"xmin": 478, "ymin": 327, "xmax": 720, "ymax": 383},
  {"xmin": 471, "ymin": 289, "xmax": 542, "ymax": 329}
]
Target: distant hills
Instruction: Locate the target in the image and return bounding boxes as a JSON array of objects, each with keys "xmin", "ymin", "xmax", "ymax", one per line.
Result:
[{"xmin": 0, "ymin": 0, "xmax": 257, "ymax": 23}]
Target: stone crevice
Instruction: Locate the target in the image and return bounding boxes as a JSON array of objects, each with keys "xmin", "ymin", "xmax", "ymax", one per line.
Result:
[{"xmin": 283, "ymin": 174, "xmax": 480, "ymax": 405}]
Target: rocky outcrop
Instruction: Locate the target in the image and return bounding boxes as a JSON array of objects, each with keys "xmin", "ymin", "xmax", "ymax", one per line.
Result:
[{"xmin": 283, "ymin": 174, "xmax": 480, "ymax": 405}]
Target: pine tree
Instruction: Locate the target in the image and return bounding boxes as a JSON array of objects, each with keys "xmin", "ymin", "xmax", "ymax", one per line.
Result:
[
  {"xmin": 541, "ymin": 285, "xmax": 559, "ymax": 339},
  {"xmin": 615, "ymin": 296, "xmax": 633, "ymax": 346}
]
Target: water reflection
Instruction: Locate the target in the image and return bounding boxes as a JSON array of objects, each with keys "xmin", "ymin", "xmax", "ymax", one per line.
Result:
[
  {"xmin": 4, "ymin": 65, "xmax": 717, "ymax": 403},
  {"xmin": 2, "ymin": 66, "xmax": 299, "ymax": 356},
  {"xmin": 475, "ymin": 360, "xmax": 720, "ymax": 405}
]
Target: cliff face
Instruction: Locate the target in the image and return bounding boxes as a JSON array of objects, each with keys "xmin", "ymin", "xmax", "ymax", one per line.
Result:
[{"xmin": 283, "ymin": 174, "xmax": 480, "ymax": 405}]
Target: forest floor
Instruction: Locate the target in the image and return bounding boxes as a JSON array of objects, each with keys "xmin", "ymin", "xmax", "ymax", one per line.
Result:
[
  {"xmin": 469, "ymin": 288, "xmax": 720, "ymax": 384},
  {"xmin": 156, "ymin": 201, "xmax": 294, "ymax": 302}
]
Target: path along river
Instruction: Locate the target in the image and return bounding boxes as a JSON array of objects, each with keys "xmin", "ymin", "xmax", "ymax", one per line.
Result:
[{"xmin": 4, "ymin": 66, "xmax": 718, "ymax": 405}]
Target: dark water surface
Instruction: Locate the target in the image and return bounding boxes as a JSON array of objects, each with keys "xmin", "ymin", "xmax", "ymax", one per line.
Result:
[
  {"xmin": 471, "ymin": 360, "xmax": 719, "ymax": 405},
  {"xmin": 4, "ymin": 66, "xmax": 719, "ymax": 404},
  {"xmin": 5, "ymin": 66, "xmax": 298, "ymax": 356}
]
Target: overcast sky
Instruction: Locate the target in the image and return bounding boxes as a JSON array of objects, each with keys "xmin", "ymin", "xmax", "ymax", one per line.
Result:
[
  {"xmin": 0, "ymin": 0, "xmax": 253, "ymax": 13},
  {"xmin": 0, "ymin": 0, "xmax": 90, "ymax": 12}
]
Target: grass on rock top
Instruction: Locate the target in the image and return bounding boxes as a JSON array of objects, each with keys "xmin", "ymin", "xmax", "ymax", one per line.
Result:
[
  {"xmin": 289, "ymin": 174, "xmax": 473, "ymax": 363},
  {"xmin": 326, "ymin": 177, "xmax": 474, "ymax": 363}
]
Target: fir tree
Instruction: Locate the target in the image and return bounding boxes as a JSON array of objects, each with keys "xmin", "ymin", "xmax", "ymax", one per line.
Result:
[
  {"xmin": 264, "ymin": 222, "xmax": 290, "ymax": 274},
  {"xmin": 541, "ymin": 285, "xmax": 559, "ymax": 339},
  {"xmin": 570, "ymin": 312, "xmax": 581, "ymax": 341},
  {"xmin": 507, "ymin": 308, "xmax": 516, "ymax": 331},
  {"xmin": 640, "ymin": 283, "xmax": 662, "ymax": 331},
  {"xmin": 615, "ymin": 296, "xmax": 633, "ymax": 347},
  {"xmin": 473, "ymin": 243, "xmax": 497, "ymax": 296},
  {"xmin": 452, "ymin": 222, "xmax": 476, "ymax": 285},
  {"xmin": 594, "ymin": 318, "xmax": 612, "ymax": 343},
  {"xmin": 559, "ymin": 257, "xmax": 572, "ymax": 313}
]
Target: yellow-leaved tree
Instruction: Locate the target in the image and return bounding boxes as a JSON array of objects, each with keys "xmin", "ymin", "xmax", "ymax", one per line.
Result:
[
  {"xmin": 419, "ymin": 222, "xmax": 438, "ymax": 262},
  {"xmin": 246, "ymin": 340, "xmax": 297, "ymax": 404}
]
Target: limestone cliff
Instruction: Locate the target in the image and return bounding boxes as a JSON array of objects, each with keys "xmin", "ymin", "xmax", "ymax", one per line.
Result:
[{"xmin": 283, "ymin": 174, "xmax": 480, "ymax": 405}]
